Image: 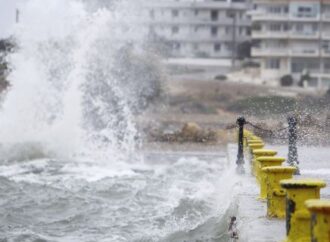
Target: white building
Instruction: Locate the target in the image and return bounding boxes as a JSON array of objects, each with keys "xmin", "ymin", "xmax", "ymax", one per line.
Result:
[
  {"xmin": 145, "ymin": 0, "xmax": 251, "ymax": 60},
  {"xmin": 251, "ymin": 0, "xmax": 330, "ymax": 88}
]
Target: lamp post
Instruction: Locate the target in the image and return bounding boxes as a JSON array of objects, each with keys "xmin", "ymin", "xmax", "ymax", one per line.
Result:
[
  {"xmin": 287, "ymin": 116, "xmax": 300, "ymax": 174},
  {"xmin": 236, "ymin": 116, "xmax": 246, "ymax": 173}
]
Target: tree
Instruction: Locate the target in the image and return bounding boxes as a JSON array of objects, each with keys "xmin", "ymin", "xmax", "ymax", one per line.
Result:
[
  {"xmin": 237, "ymin": 41, "xmax": 251, "ymax": 60},
  {"xmin": 298, "ymin": 71, "xmax": 311, "ymax": 87},
  {"xmin": 0, "ymin": 38, "xmax": 15, "ymax": 52},
  {"xmin": 0, "ymin": 38, "xmax": 15, "ymax": 90},
  {"xmin": 280, "ymin": 74, "xmax": 294, "ymax": 87}
]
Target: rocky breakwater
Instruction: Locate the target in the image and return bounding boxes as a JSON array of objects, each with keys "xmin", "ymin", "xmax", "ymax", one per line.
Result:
[{"xmin": 149, "ymin": 122, "xmax": 230, "ymax": 144}]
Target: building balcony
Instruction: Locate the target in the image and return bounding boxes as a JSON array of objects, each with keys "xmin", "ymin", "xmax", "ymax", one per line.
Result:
[
  {"xmin": 251, "ymin": 47, "xmax": 288, "ymax": 57},
  {"xmin": 322, "ymin": 50, "xmax": 330, "ymax": 57},
  {"xmin": 252, "ymin": 31, "xmax": 289, "ymax": 39},
  {"xmin": 290, "ymin": 49, "xmax": 319, "ymax": 57},
  {"xmin": 290, "ymin": 15, "xmax": 320, "ymax": 22},
  {"xmin": 290, "ymin": 32, "xmax": 320, "ymax": 39},
  {"xmin": 251, "ymin": 13, "xmax": 288, "ymax": 22},
  {"xmin": 165, "ymin": 35, "xmax": 250, "ymax": 43},
  {"xmin": 252, "ymin": 47, "xmax": 325, "ymax": 57},
  {"xmin": 147, "ymin": 18, "xmax": 251, "ymax": 27},
  {"xmin": 145, "ymin": 1, "xmax": 248, "ymax": 10},
  {"xmin": 323, "ymin": 13, "xmax": 330, "ymax": 21},
  {"xmin": 251, "ymin": 12, "xmax": 327, "ymax": 22},
  {"xmin": 252, "ymin": 30, "xmax": 320, "ymax": 40},
  {"xmin": 323, "ymin": 32, "xmax": 330, "ymax": 40}
]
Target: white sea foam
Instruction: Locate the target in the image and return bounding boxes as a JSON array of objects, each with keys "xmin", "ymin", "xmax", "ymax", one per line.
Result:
[{"xmin": 0, "ymin": 0, "xmax": 152, "ymax": 162}]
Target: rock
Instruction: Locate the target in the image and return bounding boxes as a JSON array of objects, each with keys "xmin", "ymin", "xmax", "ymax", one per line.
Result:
[
  {"xmin": 148, "ymin": 122, "xmax": 225, "ymax": 143},
  {"xmin": 181, "ymin": 122, "xmax": 202, "ymax": 138}
]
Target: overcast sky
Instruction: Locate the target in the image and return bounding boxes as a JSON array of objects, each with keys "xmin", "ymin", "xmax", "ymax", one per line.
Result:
[{"xmin": 0, "ymin": 0, "xmax": 26, "ymax": 38}]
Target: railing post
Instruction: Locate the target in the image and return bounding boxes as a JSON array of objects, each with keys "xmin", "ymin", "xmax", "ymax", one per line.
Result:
[
  {"xmin": 287, "ymin": 116, "xmax": 300, "ymax": 174},
  {"xmin": 236, "ymin": 116, "xmax": 246, "ymax": 173}
]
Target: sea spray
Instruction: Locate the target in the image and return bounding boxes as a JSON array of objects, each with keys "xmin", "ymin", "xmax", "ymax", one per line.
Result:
[{"xmin": 0, "ymin": 0, "xmax": 163, "ymax": 162}]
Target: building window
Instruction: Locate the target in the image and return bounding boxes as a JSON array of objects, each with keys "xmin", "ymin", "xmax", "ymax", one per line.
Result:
[
  {"xmin": 291, "ymin": 59, "xmax": 318, "ymax": 73},
  {"xmin": 292, "ymin": 62, "xmax": 303, "ymax": 73},
  {"xmin": 226, "ymin": 12, "xmax": 235, "ymax": 18},
  {"xmin": 172, "ymin": 42, "xmax": 181, "ymax": 50},
  {"xmin": 193, "ymin": 43, "xmax": 199, "ymax": 50},
  {"xmin": 325, "ymin": 61, "xmax": 330, "ymax": 71},
  {"xmin": 226, "ymin": 43, "xmax": 233, "ymax": 50},
  {"xmin": 266, "ymin": 58, "xmax": 280, "ymax": 69},
  {"xmin": 172, "ymin": 26, "xmax": 179, "ymax": 34},
  {"xmin": 195, "ymin": 10, "xmax": 199, "ymax": 16},
  {"xmin": 214, "ymin": 43, "xmax": 221, "ymax": 52},
  {"xmin": 172, "ymin": 9, "xmax": 179, "ymax": 17},
  {"xmin": 239, "ymin": 27, "xmax": 244, "ymax": 35},
  {"xmin": 291, "ymin": 3, "xmax": 317, "ymax": 18},
  {"xmin": 211, "ymin": 10, "xmax": 218, "ymax": 21},
  {"xmin": 211, "ymin": 27, "xmax": 218, "ymax": 36},
  {"xmin": 298, "ymin": 6, "xmax": 312, "ymax": 17},
  {"xmin": 295, "ymin": 23, "xmax": 304, "ymax": 32},
  {"xmin": 323, "ymin": 41, "xmax": 330, "ymax": 51},
  {"xmin": 194, "ymin": 26, "xmax": 199, "ymax": 32},
  {"xmin": 269, "ymin": 6, "xmax": 282, "ymax": 14},
  {"xmin": 150, "ymin": 10, "xmax": 155, "ymax": 19},
  {"xmin": 225, "ymin": 27, "xmax": 231, "ymax": 34},
  {"xmin": 247, "ymin": 28, "xmax": 251, "ymax": 35},
  {"xmin": 149, "ymin": 26, "xmax": 155, "ymax": 35},
  {"xmin": 269, "ymin": 23, "xmax": 281, "ymax": 31},
  {"xmin": 312, "ymin": 23, "xmax": 318, "ymax": 32}
]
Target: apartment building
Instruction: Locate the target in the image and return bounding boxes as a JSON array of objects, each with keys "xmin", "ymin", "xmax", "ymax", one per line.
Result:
[
  {"xmin": 251, "ymin": 0, "xmax": 330, "ymax": 87},
  {"xmin": 145, "ymin": 0, "xmax": 251, "ymax": 59}
]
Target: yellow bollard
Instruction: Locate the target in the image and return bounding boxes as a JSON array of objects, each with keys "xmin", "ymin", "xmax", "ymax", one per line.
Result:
[
  {"xmin": 248, "ymin": 143, "xmax": 264, "ymax": 153},
  {"xmin": 247, "ymin": 142, "xmax": 264, "ymax": 151},
  {"xmin": 306, "ymin": 199, "xmax": 330, "ymax": 242},
  {"xmin": 243, "ymin": 129, "xmax": 252, "ymax": 138},
  {"xmin": 247, "ymin": 140, "xmax": 265, "ymax": 149},
  {"xmin": 262, "ymin": 166, "xmax": 297, "ymax": 218},
  {"xmin": 247, "ymin": 137, "xmax": 263, "ymax": 147},
  {"xmin": 249, "ymin": 135, "xmax": 262, "ymax": 141},
  {"xmin": 256, "ymin": 157, "xmax": 286, "ymax": 200},
  {"xmin": 242, "ymin": 129, "xmax": 252, "ymax": 147},
  {"xmin": 281, "ymin": 179, "xmax": 326, "ymax": 242},
  {"xmin": 251, "ymin": 149, "xmax": 277, "ymax": 178},
  {"xmin": 247, "ymin": 139, "xmax": 263, "ymax": 144},
  {"xmin": 247, "ymin": 143, "xmax": 265, "ymax": 171}
]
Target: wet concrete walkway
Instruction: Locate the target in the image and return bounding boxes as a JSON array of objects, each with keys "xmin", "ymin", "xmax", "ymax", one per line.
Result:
[
  {"xmin": 227, "ymin": 144, "xmax": 284, "ymax": 242},
  {"xmin": 227, "ymin": 143, "xmax": 330, "ymax": 242}
]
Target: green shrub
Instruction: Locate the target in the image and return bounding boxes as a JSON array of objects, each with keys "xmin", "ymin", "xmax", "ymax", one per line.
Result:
[
  {"xmin": 242, "ymin": 61, "xmax": 260, "ymax": 68},
  {"xmin": 214, "ymin": 74, "xmax": 227, "ymax": 81},
  {"xmin": 227, "ymin": 96, "xmax": 297, "ymax": 116},
  {"xmin": 280, "ymin": 74, "xmax": 294, "ymax": 87}
]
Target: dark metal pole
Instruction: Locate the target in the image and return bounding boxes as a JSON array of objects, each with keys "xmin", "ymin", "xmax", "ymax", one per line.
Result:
[
  {"xmin": 287, "ymin": 116, "xmax": 300, "ymax": 174},
  {"xmin": 236, "ymin": 117, "xmax": 246, "ymax": 172}
]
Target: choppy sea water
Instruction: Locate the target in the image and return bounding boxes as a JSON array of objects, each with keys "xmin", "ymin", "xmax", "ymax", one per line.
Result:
[{"xmin": 0, "ymin": 151, "xmax": 238, "ymax": 242}]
